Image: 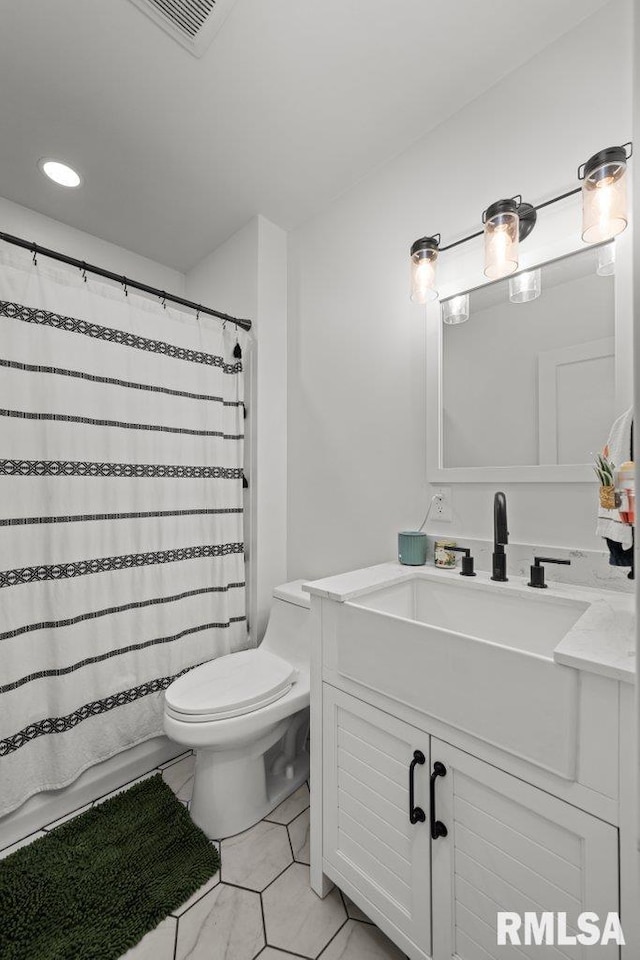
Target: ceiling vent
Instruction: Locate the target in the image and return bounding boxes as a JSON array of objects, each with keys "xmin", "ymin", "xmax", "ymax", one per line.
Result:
[{"xmin": 128, "ymin": 0, "xmax": 239, "ymax": 57}]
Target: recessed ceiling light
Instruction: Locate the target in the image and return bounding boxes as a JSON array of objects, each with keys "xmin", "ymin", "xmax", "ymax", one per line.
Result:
[{"xmin": 38, "ymin": 158, "xmax": 82, "ymax": 188}]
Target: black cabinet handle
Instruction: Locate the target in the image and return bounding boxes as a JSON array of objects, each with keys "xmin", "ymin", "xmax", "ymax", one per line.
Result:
[
  {"xmin": 430, "ymin": 761, "xmax": 448, "ymax": 839},
  {"xmin": 409, "ymin": 750, "xmax": 426, "ymax": 824}
]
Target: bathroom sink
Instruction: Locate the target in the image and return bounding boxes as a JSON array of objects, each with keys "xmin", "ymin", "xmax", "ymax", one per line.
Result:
[
  {"xmin": 320, "ymin": 571, "xmax": 589, "ymax": 779},
  {"xmin": 352, "ymin": 576, "xmax": 588, "ymax": 657}
]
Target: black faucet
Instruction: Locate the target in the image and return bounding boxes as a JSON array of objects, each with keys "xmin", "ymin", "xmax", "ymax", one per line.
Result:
[
  {"xmin": 528, "ymin": 556, "xmax": 571, "ymax": 588},
  {"xmin": 491, "ymin": 491, "xmax": 509, "ymax": 582},
  {"xmin": 446, "ymin": 545, "xmax": 477, "ymax": 577}
]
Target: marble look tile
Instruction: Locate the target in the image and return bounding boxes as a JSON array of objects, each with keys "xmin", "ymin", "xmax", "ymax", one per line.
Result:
[
  {"xmin": 175, "ymin": 883, "xmax": 264, "ymax": 960},
  {"xmin": 262, "ymin": 863, "xmax": 346, "ymax": 958},
  {"xmin": 43, "ymin": 803, "xmax": 92, "ymax": 831},
  {"xmin": 158, "ymin": 750, "xmax": 192, "ymax": 770},
  {"xmin": 221, "ymin": 820, "xmax": 292, "ymax": 891},
  {"xmin": 161, "ymin": 754, "xmax": 195, "ymax": 802},
  {"xmin": 287, "ymin": 809, "xmax": 310, "ymax": 865},
  {"xmin": 257, "ymin": 950, "xmax": 307, "ymax": 960},
  {"xmin": 94, "ymin": 771, "xmax": 157, "ymax": 806},
  {"xmin": 120, "ymin": 917, "xmax": 177, "ymax": 960},
  {"xmin": 265, "ymin": 784, "xmax": 310, "ymax": 825},
  {"xmin": 317, "ymin": 920, "xmax": 405, "ymax": 960},
  {"xmin": 342, "ymin": 895, "xmax": 373, "ymax": 925},
  {"xmin": 0, "ymin": 831, "xmax": 46, "ymax": 860},
  {"xmin": 170, "ymin": 871, "xmax": 220, "ymax": 917}
]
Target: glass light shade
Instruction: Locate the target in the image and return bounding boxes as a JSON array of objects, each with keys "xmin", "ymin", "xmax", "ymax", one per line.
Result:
[
  {"xmin": 581, "ymin": 154, "xmax": 628, "ymax": 243},
  {"xmin": 410, "ymin": 244, "xmax": 439, "ymax": 303},
  {"xmin": 484, "ymin": 210, "xmax": 519, "ymax": 279},
  {"xmin": 597, "ymin": 243, "xmax": 616, "ymax": 277},
  {"xmin": 442, "ymin": 294, "xmax": 470, "ymax": 324},
  {"xmin": 509, "ymin": 268, "xmax": 541, "ymax": 303}
]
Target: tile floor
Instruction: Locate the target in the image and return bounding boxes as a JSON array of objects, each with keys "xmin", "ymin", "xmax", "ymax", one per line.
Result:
[{"xmin": 0, "ymin": 752, "xmax": 407, "ymax": 960}]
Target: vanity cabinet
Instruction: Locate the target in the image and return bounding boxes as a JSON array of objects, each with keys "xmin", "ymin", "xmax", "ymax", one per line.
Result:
[
  {"xmin": 431, "ymin": 738, "xmax": 619, "ymax": 960},
  {"xmin": 322, "ymin": 685, "xmax": 620, "ymax": 960},
  {"xmin": 322, "ymin": 686, "xmax": 432, "ymax": 951}
]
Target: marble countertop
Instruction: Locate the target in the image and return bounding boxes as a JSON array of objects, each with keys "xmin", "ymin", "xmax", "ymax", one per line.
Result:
[{"xmin": 304, "ymin": 560, "xmax": 636, "ymax": 685}]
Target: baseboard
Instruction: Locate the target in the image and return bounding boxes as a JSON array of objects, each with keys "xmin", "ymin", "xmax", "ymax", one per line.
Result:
[{"xmin": 0, "ymin": 737, "xmax": 184, "ymax": 849}]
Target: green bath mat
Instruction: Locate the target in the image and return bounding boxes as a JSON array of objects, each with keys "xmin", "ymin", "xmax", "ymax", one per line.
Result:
[{"xmin": 0, "ymin": 773, "xmax": 220, "ymax": 960}]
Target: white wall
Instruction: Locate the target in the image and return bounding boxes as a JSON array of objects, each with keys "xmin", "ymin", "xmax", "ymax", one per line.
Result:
[
  {"xmin": 287, "ymin": 0, "xmax": 633, "ymax": 579},
  {"xmin": 187, "ymin": 218, "xmax": 259, "ymax": 321},
  {"xmin": 0, "ymin": 196, "xmax": 184, "ymax": 292},
  {"xmin": 187, "ymin": 215, "xmax": 288, "ymax": 640}
]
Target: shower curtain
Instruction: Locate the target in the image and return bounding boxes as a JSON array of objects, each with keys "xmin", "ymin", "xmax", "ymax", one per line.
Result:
[{"xmin": 0, "ymin": 249, "xmax": 251, "ymax": 817}]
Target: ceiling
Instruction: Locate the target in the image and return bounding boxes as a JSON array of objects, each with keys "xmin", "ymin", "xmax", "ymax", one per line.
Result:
[{"xmin": 0, "ymin": 0, "xmax": 611, "ymax": 272}]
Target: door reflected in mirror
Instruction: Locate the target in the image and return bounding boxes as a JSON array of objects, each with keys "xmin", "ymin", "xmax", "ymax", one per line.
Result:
[{"xmin": 441, "ymin": 244, "xmax": 615, "ymax": 469}]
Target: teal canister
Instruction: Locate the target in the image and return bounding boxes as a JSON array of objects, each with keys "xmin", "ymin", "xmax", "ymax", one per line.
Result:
[{"xmin": 398, "ymin": 531, "xmax": 427, "ymax": 566}]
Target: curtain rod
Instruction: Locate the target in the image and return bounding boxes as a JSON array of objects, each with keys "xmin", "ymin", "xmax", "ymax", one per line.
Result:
[{"xmin": 0, "ymin": 230, "xmax": 253, "ymax": 332}]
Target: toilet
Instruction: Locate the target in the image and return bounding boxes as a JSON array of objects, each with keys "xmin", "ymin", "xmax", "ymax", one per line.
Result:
[{"xmin": 163, "ymin": 580, "xmax": 311, "ymax": 839}]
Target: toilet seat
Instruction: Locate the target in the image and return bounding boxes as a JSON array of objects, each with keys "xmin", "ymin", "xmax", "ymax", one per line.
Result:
[{"xmin": 165, "ymin": 649, "xmax": 298, "ymax": 723}]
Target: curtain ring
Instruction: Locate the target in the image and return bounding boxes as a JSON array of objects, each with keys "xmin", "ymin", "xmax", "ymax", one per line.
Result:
[
  {"xmin": 122, "ymin": 276, "xmax": 128, "ymax": 297},
  {"xmin": 32, "ymin": 244, "xmax": 38, "ymax": 266},
  {"xmin": 80, "ymin": 261, "xmax": 88, "ymax": 282}
]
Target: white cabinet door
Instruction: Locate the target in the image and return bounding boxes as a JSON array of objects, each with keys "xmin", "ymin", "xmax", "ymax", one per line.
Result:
[
  {"xmin": 323, "ymin": 686, "xmax": 432, "ymax": 958},
  {"xmin": 431, "ymin": 738, "xmax": 620, "ymax": 960}
]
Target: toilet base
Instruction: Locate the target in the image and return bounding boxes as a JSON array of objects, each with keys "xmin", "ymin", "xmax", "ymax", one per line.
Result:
[{"xmin": 189, "ymin": 709, "xmax": 310, "ymax": 839}]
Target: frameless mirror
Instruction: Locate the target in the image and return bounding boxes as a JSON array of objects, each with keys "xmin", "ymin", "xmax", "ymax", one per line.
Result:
[{"xmin": 441, "ymin": 244, "xmax": 615, "ymax": 470}]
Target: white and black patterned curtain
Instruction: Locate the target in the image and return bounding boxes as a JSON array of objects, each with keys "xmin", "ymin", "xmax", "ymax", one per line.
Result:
[{"xmin": 0, "ymin": 249, "xmax": 250, "ymax": 817}]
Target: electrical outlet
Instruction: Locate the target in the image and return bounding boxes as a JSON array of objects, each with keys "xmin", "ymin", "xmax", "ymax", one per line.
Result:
[{"xmin": 432, "ymin": 486, "xmax": 453, "ymax": 522}]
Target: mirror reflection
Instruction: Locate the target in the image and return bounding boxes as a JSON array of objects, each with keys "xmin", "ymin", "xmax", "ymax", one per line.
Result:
[{"xmin": 441, "ymin": 244, "xmax": 615, "ymax": 469}]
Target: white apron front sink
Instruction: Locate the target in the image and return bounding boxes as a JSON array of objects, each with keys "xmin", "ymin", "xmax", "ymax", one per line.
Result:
[
  {"xmin": 353, "ymin": 576, "xmax": 588, "ymax": 657},
  {"xmin": 325, "ymin": 573, "xmax": 588, "ymax": 779}
]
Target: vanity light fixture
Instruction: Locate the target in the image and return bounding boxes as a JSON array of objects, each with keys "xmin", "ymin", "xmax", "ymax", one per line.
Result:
[
  {"xmin": 482, "ymin": 197, "xmax": 537, "ymax": 280},
  {"xmin": 410, "ymin": 142, "xmax": 632, "ymax": 304},
  {"xmin": 579, "ymin": 144, "xmax": 632, "ymax": 244},
  {"xmin": 509, "ymin": 268, "xmax": 541, "ymax": 303},
  {"xmin": 410, "ymin": 235, "xmax": 440, "ymax": 303},
  {"xmin": 442, "ymin": 294, "xmax": 470, "ymax": 324},
  {"xmin": 597, "ymin": 243, "xmax": 616, "ymax": 277},
  {"xmin": 38, "ymin": 158, "xmax": 82, "ymax": 188}
]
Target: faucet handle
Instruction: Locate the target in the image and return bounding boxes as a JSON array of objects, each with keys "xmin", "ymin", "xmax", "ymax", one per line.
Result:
[
  {"xmin": 528, "ymin": 556, "xmax": 571, "ymax": 589},
  {"xmin": 446, "ymin": 546, "xmax": 476, "ymax": 577}
]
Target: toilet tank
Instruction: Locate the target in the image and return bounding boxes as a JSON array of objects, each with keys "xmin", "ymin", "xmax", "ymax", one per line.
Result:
[{"xmin": 260, "ymin": 580, "xmax": 311, "ymax": 668}]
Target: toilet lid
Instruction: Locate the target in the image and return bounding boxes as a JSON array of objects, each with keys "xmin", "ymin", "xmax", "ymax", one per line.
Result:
[{"xmin": 165, "ymin": 649, "xmax": 297, "ymax": 721}]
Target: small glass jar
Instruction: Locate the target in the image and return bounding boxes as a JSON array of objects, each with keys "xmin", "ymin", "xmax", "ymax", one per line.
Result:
[{"xmin": 434, "ymin": 539, "xmax": 457, "ymax": 568}]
